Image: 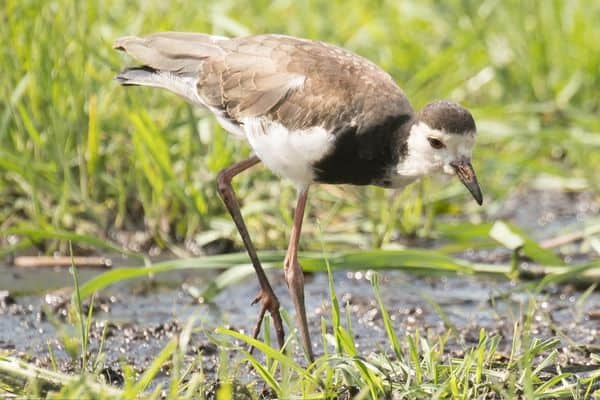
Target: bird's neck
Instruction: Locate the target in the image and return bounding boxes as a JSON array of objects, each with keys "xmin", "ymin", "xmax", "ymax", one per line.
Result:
[{"xmin": 379, "ymin": 120, "xmax": 442, "ymax": 188}]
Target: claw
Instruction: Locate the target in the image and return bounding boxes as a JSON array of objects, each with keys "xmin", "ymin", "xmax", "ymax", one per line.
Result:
[
  {"xmin": 251, "ymin": 293, "xmax": 261, "ymax": 306},
  {"xmin": 249, "ymin": 289, "xmax": 285, "ymax": 354}
]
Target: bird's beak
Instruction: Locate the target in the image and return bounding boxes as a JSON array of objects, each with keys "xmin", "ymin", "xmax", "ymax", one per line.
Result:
[{"xmin": 450, "ymin": 158, "xmax": 483, "ymax": 205}]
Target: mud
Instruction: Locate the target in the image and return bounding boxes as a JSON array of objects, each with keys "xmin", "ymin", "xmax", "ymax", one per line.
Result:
[
  {"xmin": 0, "ymin": 189, "xmax": 598, "ymax": 391},
  {"xmin": 1, "ymin": 269, "xmax": 598, "ymax": 388}
]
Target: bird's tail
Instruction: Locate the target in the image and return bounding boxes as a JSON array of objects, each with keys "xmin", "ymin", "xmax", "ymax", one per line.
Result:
[
  {"xmin": 113, "ymin": 32, "xmax": 229, "ymax": 105},
  {"xmin": 115, "ymin": 65, "xmax": 160, "ymax": 86},
  {"xmin": 115, "ymin": 66, "xmax": 203, "ymax": 105}
]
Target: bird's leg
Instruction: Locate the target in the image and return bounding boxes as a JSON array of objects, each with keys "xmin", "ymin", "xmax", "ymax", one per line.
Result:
[
  {"xmin": 216, "ymin": 156, "xmax": 285, "ymax": 350},
  {"xmin": 284, "ymin": 186, "xmax": 314, "ymax": 362}
]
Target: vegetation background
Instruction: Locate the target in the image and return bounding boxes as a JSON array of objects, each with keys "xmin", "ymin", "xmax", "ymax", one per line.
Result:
[
  {"xmin": 0, "ymin": 0, "xmax": 599, "ymax": 398},
  {"xmin": 1, "ymin": 0, "xmax": 598, "ymax": 256}
]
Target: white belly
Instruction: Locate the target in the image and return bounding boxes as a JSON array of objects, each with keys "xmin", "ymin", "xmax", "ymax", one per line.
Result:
[{"xmin": 242, "ymin": 117, "xmax": 335, "ymax": 186}]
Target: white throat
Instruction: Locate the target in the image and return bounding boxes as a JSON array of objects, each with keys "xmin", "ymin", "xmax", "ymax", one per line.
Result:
[{"xmin": 390, "ymin": 122, "xmax": 475, "ymax": 186}]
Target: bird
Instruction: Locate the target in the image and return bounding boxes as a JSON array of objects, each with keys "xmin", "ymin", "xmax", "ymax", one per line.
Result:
[{"xmin": 114, "ymin": 32, "xmax": 483, "ymax": 362}]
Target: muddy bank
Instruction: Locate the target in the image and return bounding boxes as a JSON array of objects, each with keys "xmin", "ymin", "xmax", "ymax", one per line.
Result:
[
  {"xmin": 1, "ymin": 268, "xmax": 598, "ymax": 387},
  {"xmin": 0, "ymin": 188, "xmax": 598, "ymax": 390}
]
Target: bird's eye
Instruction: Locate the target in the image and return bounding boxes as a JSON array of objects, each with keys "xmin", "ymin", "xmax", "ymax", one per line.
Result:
[{"xmin": 428, "ymin": 137, "xmax": 445, "ymax": 149}]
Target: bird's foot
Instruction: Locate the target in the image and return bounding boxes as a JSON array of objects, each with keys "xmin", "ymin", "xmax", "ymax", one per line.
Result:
[{"xmin": 249, "ymin": 288, "xmax": 285, "ymax": 353}]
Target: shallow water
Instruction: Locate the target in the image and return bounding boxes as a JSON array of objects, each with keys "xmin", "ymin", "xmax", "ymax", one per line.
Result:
[
  {"xmin": 1, "ymin": 264, "xmax": 598, "ymax": 382},
  {"xmin": 0, "ymin": 189, "xmax": 598, "ymax": 386}
]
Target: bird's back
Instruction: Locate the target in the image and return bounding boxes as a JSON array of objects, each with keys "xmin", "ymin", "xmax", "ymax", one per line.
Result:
[
  {"xmin": 116, "ymin": 33, "xmax": 411, "ymax": 129},
  {"xmin": 115, "ymin": 32, "xmax": 415, "ymax": 185}
]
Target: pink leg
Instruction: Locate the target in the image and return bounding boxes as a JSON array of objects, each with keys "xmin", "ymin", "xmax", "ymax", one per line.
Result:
[
  {"xmin": 216, "ymin": 156, "xmax": 285, "ymax": 350},
  {"xmin": 284, "ymin": 186, "xmax": 314, "ymax": 361}
]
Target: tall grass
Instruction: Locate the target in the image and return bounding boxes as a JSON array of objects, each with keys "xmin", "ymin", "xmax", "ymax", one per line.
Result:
[{"xmin": 1, "ymin": 0, "xmax": 598, "ymax": 254}]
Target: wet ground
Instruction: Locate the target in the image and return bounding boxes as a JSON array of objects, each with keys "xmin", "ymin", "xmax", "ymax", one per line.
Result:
[
  {"xmin": 1, "ymin": 268, "xmax": 599, "ymax": 387},
  {"xmin": 0, "ymin": 189, "xmax": 599, "ymax": 389}
]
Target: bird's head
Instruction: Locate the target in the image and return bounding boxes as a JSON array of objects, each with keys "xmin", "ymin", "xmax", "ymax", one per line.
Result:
[{"xmin": 399, "ymin": 100, "xmax": 483, "ymax": 205}]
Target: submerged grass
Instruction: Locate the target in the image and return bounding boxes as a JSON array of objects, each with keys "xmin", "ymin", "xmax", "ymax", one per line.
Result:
[{"xmin": 72, "ymin": 249, "xmax": 600, "ymax": 306}]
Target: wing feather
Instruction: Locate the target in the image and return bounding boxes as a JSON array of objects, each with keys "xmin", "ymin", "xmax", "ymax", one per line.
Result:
[{"xmin": 115, "ymin": 32, "xmax": 413, "ymax": 135}]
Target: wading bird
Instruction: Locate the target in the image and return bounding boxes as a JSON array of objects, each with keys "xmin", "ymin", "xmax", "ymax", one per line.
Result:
[{"xmin": 115, "ymin": 32, "xmax": 483, "ymax": 362}]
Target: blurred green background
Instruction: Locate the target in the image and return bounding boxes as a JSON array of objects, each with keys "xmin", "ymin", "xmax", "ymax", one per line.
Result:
[{"xmin": 1, "ymin": 0, "xmax": 599, "ymax": 257}]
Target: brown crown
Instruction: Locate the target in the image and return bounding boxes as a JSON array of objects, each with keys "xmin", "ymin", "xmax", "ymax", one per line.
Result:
[{"xmin": 418, "ymin": 100, "xmax": 476, "ymax": 134}]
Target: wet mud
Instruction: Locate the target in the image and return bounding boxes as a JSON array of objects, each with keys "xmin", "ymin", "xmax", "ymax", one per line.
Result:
[{"xmin": 0, "ymin": 189, "xmax": 598, "ymax": 390}]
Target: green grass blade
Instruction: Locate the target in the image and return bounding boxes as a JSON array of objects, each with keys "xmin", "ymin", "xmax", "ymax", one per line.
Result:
[
  {"xmin": 85, "ymin": 95, "xmax": 100, "ymax": 178},
  {"xmin": 74, "ymin": 252, "xmax": 284, "ymax": 300},
  {"xmin": 129, "ymin": 338, "xmax": 177, "ymax": 396},
  {"xmin": 370, "ymin": 273, "xmax": 402, "ymax": 361},
  {"xmin": 241, "ymin": 351, "xmax": 281, "ymax": 396},
  {"xmin": 215, "ymin": 327, "xmax": 318, "ymax": 385}
]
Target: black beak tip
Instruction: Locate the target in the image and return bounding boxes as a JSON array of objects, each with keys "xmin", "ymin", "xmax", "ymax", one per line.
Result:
[
  {"xmin": 451, "ymin": 159, "xmax": 483, "ymax": 206},
  {"xmin": 469, "ymin": 182, "xmax": 484, "ymax": 206},
  {"xmin": 467, "ymin": 185, "xmax": 483, "ymax": 206}
]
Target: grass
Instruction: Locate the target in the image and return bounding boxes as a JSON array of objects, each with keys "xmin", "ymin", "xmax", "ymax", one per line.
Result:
[
  {"xmin": 1, "ymin": 265, "xmax": 599, "ymax": 399},
  {"xmin": 1, "ymin": 0, "xmax": 600, "ymax": 399},
  {"xmin": 0, "ymin": 0, "xmax": 599, "ymax": 255}
]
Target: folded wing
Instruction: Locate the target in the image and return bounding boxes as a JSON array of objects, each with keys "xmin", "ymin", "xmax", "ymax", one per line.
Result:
[{"xmin": 114, "ymin": 32, "xmax": 413, "ymax": 139}]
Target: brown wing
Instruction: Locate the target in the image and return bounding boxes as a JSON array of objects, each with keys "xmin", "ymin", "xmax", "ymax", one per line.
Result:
[
  {"xmin": 199, "ymin": 34, "xmax": 414, "ymax": 135},
  {"xmin": 197, "ymin": 36, "xmax": 306, "ymax": 119},
  {"xmin": 114, "ymin": 32, "xmax": 228, "ymax": 73},
  {"xmin": 115, "ymin": 32, "xmax": 414, "ymax": 135}
]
